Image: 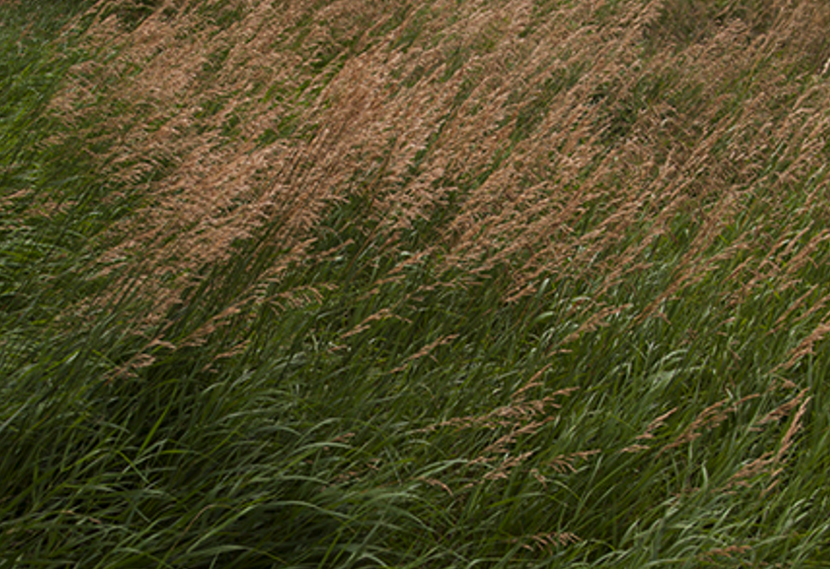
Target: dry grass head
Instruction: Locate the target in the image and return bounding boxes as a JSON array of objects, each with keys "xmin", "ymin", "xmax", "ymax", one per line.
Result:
[{"xmin": 36, "ymin": 0, "xmax": 830, "ymax": 365}]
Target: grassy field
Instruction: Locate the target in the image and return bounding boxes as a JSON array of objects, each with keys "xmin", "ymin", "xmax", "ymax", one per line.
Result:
[{"xmin": 3, "ymin": 0, "xmax": 830, "ymax": 566}]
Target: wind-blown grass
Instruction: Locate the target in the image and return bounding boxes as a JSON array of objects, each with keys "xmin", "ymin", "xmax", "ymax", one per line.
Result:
[{"xmin": 3, "ymin": 0, "xmax": 830, "ymax": 566}]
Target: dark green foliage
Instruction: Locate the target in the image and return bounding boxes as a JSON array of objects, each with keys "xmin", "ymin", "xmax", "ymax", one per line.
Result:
[{"xmin": 5, "ymin": 0, "xmax": 830, "ymax": 567}]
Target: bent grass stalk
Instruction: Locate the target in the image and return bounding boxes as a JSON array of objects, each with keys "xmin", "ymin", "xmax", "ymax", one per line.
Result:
[{"xmin": 4, "ymin": 0, "xmax": 830, "ymax": 566}]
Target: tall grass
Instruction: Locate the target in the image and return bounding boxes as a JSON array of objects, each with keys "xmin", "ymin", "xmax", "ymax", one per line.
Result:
[{"xmin": 3, "ymin": 0, "xmax": 830, "ymax": 566}]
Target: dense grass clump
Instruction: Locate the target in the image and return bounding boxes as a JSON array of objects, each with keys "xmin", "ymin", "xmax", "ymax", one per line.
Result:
[{"xmin": 4, "ymin": 0, "xmax": 830, "ymax": 566}]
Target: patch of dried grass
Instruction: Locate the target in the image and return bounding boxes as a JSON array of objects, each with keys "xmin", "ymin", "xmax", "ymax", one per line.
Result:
[{"xmin": 38, "ymin": 0, "xmax": 830, "ymax": 364}]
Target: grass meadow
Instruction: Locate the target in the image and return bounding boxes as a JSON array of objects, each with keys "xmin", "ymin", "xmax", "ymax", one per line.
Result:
[{"xmin": 3, "ymin": 0, "xmax": 830, "ymax": 566}]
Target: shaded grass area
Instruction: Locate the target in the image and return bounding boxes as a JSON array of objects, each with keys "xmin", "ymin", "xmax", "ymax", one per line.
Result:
[{"xmin": 3, "ymin": 0, "xmax": 830, "ymax": 567}]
